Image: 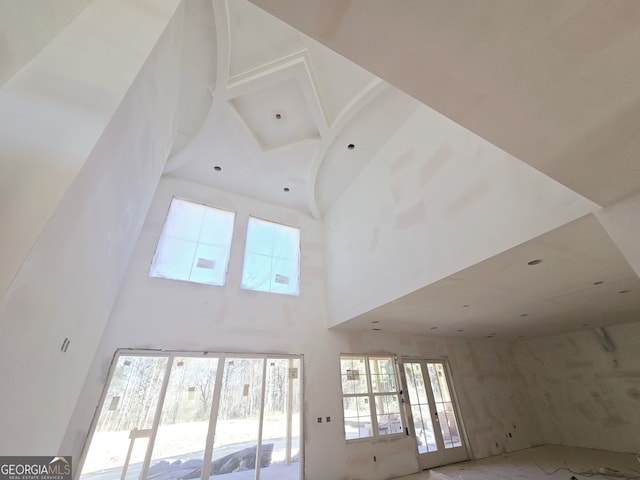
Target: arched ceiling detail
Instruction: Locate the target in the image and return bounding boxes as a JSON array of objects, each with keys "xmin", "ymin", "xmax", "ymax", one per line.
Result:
[{"xmin": 164, "ymin": 0, "xmax": 411, "ymax": 218}]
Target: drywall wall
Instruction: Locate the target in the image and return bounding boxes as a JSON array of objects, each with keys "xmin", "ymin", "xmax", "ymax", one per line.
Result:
[
  {"xmin": 63, "ymin": 176, "xmax": 543, "ymax": 480},
  {"xmin": 513, "ymin": 321, "xmax": 640, "ymax": 453},
  {"xmin": 0, "ymin": 4, "xmax": 184, "ymax": 455},
  {"xmin": 323, "ymin": 103, "xmax": 597, "ymax": 327},
  {"xmin": 0, "ymin": 0, "xmax": 182, "ymax": 300},
  {"xmin": 0, "ymin": 0, "xmax": 92, "ymax": 87}
]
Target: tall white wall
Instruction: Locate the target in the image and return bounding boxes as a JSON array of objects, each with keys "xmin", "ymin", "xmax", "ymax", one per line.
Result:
[
  {"xmin": 513, "ymin": 321, "xmax": 640, "ymax": 453},
  {"xmin": 64, "ymin": 176, "xmax": 543, "ymax": 480},
  {"xmin": 0, "ymin": 0, "xmax": 182, "ymax": 299},
  {"xmin": 0, "ymin": 0, "xmax": 92, "ymax": 87},
  {"xmin": 323, "ymin": 104, "xmax": 598, "ymax": 327},
  {"xmin": 0, "ymin": 3, "xmax": 184, "ymax": 455}
]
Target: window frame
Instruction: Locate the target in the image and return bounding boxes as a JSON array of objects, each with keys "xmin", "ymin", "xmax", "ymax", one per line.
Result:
[
  {"xmin": 240, "ymin": 215, "xmax": 301, "ymax": 296},
  {"xmin": 340, "ymin": 354, "xmax": 406, "ymax": 442},
  {"xmin": 148, "ymin": 196, "xmax": 236, "ymax": 287}
]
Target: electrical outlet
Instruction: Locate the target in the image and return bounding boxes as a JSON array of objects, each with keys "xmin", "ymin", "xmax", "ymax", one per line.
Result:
[{"xmin": 317, "ymin": 417, "xmax": 322, "ymax": 423}]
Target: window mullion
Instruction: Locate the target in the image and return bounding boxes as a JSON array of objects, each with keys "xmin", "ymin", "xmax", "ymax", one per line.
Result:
[
  {"xmin": 201, "ymin": 355, "xmax": 225, "ymax": 480},
  {"xmin": 187, "ymin": 210, "xmax": 207, "ymax": 281},
  {"xmin": 140, "ymin": 354, "xmax": 174, "ymax": 480},
  {"xmin": 364, "ymin": 357, "xmax": 379, "ymax": 437}
]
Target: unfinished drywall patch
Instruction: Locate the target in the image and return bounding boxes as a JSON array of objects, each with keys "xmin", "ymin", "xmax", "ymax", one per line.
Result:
[
  {"xmin": 513, "ymin": 321, "xmax": 640, "ymax": 452},
  {"xmin": 394, "ymin": 200, "xmax": 427, "ymax": 229},
  {"xmin": 324, "ymin": 103, "xmax": 598, "ymax": 327},
  {"xmin": 419, "ymin": 144, "xmax": 452, "ymax": 186}
]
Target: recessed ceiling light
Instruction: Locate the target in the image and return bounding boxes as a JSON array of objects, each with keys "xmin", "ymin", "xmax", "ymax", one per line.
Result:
[
  {"xmin": 619, "ymin": 289, "xmax": 630, "ymax": 294},
  {"xmin": 347, "ymin": 143, "xmax": 355, "ymax": 150},
  {"xmin": 527, "ymin": 259, "xmax": 543, "ymax": 266},
  {"xmin": 371, "ymin": 320, "xmax": 380, "ymax": 324},
  {"xmin": 593, "ymin": 280, "xmax": 604, "ymax": 285},
  {"xmin": 520, "ymin": 313, "xmax": 529, "ymax": 317},
  {"xmin": 372, "ymin": 328, "xmax": 382, "ymax": 331},
  {"xmin": 214, "ymin": 165, "xmax": 222, "ymax": 172},
  {"xmin": 517, "ymin": 335, "xmax": 525, "ymax": 338},
  {"xmin": 283, "ymin": 187, "xmax": 290, "ymax": 192},
  {"xmin": 463, "ymin": 304, "xmax": 470, "ymax": 308},
  {"xmin": 430, "ymin": 326, "xmax": 438, "ymax": 330},
  {"xmin": 487, "ymin": 334, "xmax": 495, "ymax": 338},
  {"xmin": 582, "ymin": 323, "xmax": 590, "ymax": 327},
  {"xmin": 275, "ymin": 113, "xmax": 283, "ymax": 120},
  {"xmin": 457, "ymin": 329, "xmax": 464, "ymax": 332}
]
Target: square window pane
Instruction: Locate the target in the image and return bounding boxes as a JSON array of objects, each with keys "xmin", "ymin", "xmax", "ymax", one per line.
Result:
[
  {"xmin": 271, "ymin": 224, "xmax": 300, "ymax": 259},
  {"xmin": 149, "ymin": 198, "xmax": 235, "ymax": 286},
  {"xmin": 240, "ymin": 253, "xmax": 271, "ymax": 292},
  {"xmin": 164, "ymin": 199, "xmax": 206, "ymax": 242},
  {"xmin": 344, "ymin": 416, "xmax": 373, "ymax": 440},
  {"xmin": 375, "ymin": 395, "xmax": 403, "ymax": 436},
  {"xmin": 245, "ymin": 218, "xmax": 275, "ymax": 255},
  {"xmin": 150, "ymin": 237, "xmax": 197, "ymax": 281},
  {"xmin": 270, "ymin": 258, "xmax": 300, "ymax": 295},
  {"xmin": 241, "ymin": 217, "xmax": 300, "ymax": 296},
  {"xmin": 369, "ymin": 358, "xmax": 396, "ymax": 392},
  {"xmin": 343, "ymin": 396, "xmax": 372, "ymax": 440},
  {"xmin": 340, "ymin": 357, "xmax": 368, "ymax": 394},
  {"xmin": 189, "ymin": 244, "xmax": 229, "ymax": 285},
  {"xmin": 199, "ymin": 207, "xmax": 235, "ymax": 247}
]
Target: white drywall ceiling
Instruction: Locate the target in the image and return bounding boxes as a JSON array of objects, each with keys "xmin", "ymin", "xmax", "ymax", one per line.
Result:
[
  {"xmin": 166, "ymin": 0, "xmax": 639, "ymax": 338},
  {"xmin": 249, "ymin": 0, "xmax": 640, "ymax": 208},
  {"xmin": 343, "ymin": 214, "xmax": 640, "ymax": 339},
  {"xmin": 3, "ymin": 0, "xmax": 637, "ymax": 341}
]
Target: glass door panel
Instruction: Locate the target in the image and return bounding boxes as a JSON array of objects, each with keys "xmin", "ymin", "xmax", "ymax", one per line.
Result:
[
  {"xmin": 147, "ymin": 357, "xmax": 219, "ymax": 480},
  {"xmin": 404, "ymin": 362, "xmax": 437, "ymax": 453},
  {"xmin": 80, "ymin": 355, "xmax": 168, "ymax": 480},
  {"xmin": 426, "ymin": 363, "xmax": 462, "ymax": 449},
  {"xmin": 260, "ymin": 358, "xmax": 301, "ymax": 480},
  {"xmin": 211, "ymin": 358, "xmax": 264, "ymax": 478}
]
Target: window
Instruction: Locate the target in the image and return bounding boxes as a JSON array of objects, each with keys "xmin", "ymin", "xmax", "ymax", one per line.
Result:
[
  {"xmin": 149, "ymin": 198, "xmax": 235, "ymax": 286},
  {"xmin": 340, "ymin": 355, "xmax": 404, "ymax": 441},
  {"xmin": 241, "ymin": 217, "xmax": 300, "ymax": 296}
]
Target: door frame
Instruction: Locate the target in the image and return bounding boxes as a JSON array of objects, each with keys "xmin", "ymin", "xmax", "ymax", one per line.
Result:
[
  {"xmin": 398, "ymin": 356, "xmax": 470, "ymax": 469},
  {"xmin": 77, "ymin": 349, "xmax": 305, "ymax": 480}
]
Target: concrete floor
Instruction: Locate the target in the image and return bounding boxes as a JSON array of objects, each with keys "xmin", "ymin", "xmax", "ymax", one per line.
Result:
[{"xmin": 395, "ymin": 445, "xmax": 640, "ymax": 480}]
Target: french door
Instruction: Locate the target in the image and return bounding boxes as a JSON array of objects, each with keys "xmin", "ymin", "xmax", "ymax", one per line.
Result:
[
  {"xmin": 401, "ymin": 359, "xmax": 467, "ymax": 469},
  {"xmin": 79, "ymin": 351, "xmax": 302, "ymax": 480}
]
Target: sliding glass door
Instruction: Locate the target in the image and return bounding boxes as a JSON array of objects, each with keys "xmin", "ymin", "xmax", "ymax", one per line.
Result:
[{"xmin": 79, "ymin": 352, "xmax": 302, "ymax": 480}]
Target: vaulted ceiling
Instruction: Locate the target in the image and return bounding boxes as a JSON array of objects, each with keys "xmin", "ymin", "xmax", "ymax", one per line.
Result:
[
  {"xmin": 164, "ymin": 0, "xmax": 640, "ymax": 338},
  {"xmin": 3, "ymin": 0, "xmax": 638, "ymax": 339},
  {"xmin": 166, "ymin": 0, "xmax": 418, "ymax": 217}
]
